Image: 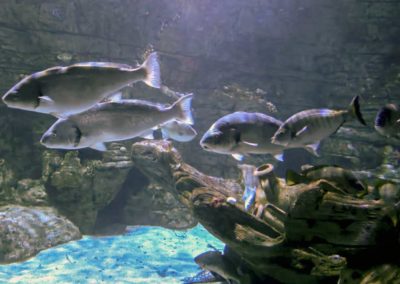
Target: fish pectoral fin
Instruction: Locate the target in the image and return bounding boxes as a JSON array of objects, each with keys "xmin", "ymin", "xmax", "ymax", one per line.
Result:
[
  {"xmin": 304, "ymin": 141, "xmax": 320, "ymax": 156},
  {"xmin": 232, "ymin": 154, "xmax": 244, "ymax": 161},
  {"xmin": 295, "ymin": 126, "xmax": 308, "ymax": 137},
  {"xmin": 39, "ymin": 96, "xmax": 55, "ymax": 105},
  {"xmin": 241, "ymin": 140, "xmax": 258, "ymax": 147},
  {"xmin": 90, "ymin": 142, "xmax": 107, "ymax": 151},
  {"xmin": 273, "ymin": 153, "xmax": 284, "ymax": 162}
]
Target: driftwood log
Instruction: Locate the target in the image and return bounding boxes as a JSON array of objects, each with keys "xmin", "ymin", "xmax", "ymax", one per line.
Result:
[{"xmin": 131, "ymin": 140, "xmax": 400, "ymax": 283}]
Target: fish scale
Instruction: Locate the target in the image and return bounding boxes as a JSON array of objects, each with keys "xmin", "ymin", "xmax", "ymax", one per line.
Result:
[
  {"xmin": 272, "ymin": 96, "xmax": 365, "ymax": 153},
  {"xmin": 200, "ymin": 111, "xmax": 286, "ymax": 161},
  {"xmin": 2, "ymin": 52, "xmax": 161, "ymax": 117},
  {"xmin": 40, "ymin": 94, "xmax": 193, "ymax": 151}
]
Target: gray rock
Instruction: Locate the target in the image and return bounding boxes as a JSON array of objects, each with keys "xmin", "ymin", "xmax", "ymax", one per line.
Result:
[
  {"xmin": 0, "ymin": 205, "xmax": 81, "ymax": 264},
  {"xmin": 43, "ymin": 150, "xmax": 131, "ymax": 234},
  {"xmin": 16, "ymin": 179, "xmax": 48, "ymax": 206},
  {"xmin": 123, "ymin": 183, "xmax": 197, "ymax": 230}
]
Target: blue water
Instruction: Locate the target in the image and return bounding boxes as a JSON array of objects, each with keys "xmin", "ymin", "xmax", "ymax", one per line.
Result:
[{"xmin": 0, "ymin": 225, "xmax": 224, "ymax": 284}]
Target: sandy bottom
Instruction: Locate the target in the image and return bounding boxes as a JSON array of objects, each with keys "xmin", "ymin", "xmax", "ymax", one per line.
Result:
[{"xmin": 0, "ymin": 225, "xmax": 224, "ymax": 284}]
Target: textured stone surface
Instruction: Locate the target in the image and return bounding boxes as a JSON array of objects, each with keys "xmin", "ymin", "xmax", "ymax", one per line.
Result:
[
  {"xmin": 42, "ymin": 145, "xmax": 132, "ymax": 234},
  {"xmin": 0, "ymin": 205, "xmax": 81, "ymax": 263},
  {"xmin": 94, "ymin": 164, "xmax": 197, "ymax": 234},
  {"xmin": 0, "ymin": 159, "xmax": 48, "ymax": 207},
  {"xmin": 122, "ymin": 183, "xmax": 197, "ymax": 230},
  {"xmin": 129, "ymin": 140, "xmax": 400, "ymax": 283}
]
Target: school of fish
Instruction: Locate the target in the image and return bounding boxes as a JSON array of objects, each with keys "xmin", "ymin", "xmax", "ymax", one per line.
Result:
[
  {"xmin": 2, "ymin": 50, "xmax": 397, "ymax": 217},
  {"xmin": 2, "ymin": 52, "xmax": 199, "ymax": 151}
]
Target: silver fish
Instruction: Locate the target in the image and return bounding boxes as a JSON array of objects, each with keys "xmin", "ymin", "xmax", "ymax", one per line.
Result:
[
  {"xmin": 160, "ymin": 119, "xmax": 197, "ymax": 142},
  {"xmin": 238, "ymin": 164, "xmax": 259, "ymax": 211},
  {"xmin": 100, "ymin": 93, "xmax": 197, "ymax": 142},
  {"xmin": 272, "ymin": 96, "xmax": 366, "ymax": 154},
  {"xmin": 375, "ymin": 103, "xmax": 400, "ymax": 138},
  {"xmin": 199, "ymin": 112, "xmax": 286, "ymax": 161},
  {"xmin": 2, "ymin": 52, "xmax": 161, "ymax": 117},
  {"xmin": 194, "ymin": 251, "xmax": 250, "ymax": 284},
  {"xmin": 40, "ymin": 94, "xmax": 193, "ymax": 151}
]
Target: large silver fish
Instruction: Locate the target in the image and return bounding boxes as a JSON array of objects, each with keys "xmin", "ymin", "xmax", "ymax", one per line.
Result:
[
  {"xmin": 2, "ymin": 52, "xmax": 161, "ymax": 117},
  {"xmin": 199, "ymin": 112, "xmax": 286, "ymax": 161},
  {"xmin": 40, "ymin": 94, "xmax": 193, "ymax": 151},
  {"xmin": 272, "ymin": 96, "xmax": 366, "ymax": 153},
  {"xmin": 374, "ymin": 103, "xmax": 400, "ymax": 138},
  {"xmin": 160, "ymin": 119, "xmax": 197, "ymax": 142}
]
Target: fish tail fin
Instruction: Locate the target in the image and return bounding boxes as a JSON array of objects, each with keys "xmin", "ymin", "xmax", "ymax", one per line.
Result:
[
  {"xmin": 141, "ymin": 52, "xmax": 161, "ymax": 88},
  {"xmin": 172, "ymin": 93, "xmax": 194, "ymax": 125},
  {"xmin": 375, "ymin": 104, "xmax": 397, "ymax": 128},
  {"xmin": 349, "ymin": 96, "xmax": 366, "ymax": 125}
]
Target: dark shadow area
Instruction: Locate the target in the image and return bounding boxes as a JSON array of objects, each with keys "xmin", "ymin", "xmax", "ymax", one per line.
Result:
[{"xmin": 93, "ymin": 166, "xmax": 149, "ymax": 235}]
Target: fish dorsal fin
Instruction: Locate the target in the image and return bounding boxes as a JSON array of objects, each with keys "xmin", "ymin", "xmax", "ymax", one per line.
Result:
[
  {"xmin": 232, "ymin": 154, "xmax": 244, "ymax": 161},
  {"xmin": 295, "ymin": 126, "xmax": 308, "ymax": 137},
  {"xmin": 304, "ymin": 141, "xmax": 320, "ymax": 156},
  {"xmin": 273, "ymin": 153, "xmax": 284, "ymax": 162},
  {"xmin": 90, "ymin": 142, "xmax": 107, "ymax": 151}
]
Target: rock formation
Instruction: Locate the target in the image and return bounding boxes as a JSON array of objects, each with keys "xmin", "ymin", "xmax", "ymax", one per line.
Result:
[
  {"xmin": 131, "ymin": 140, "xmax": 400, "ymax": 283},
  {"xmin": 0, "ymin": 206, "xmax": 80, "ymax": 264}
]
